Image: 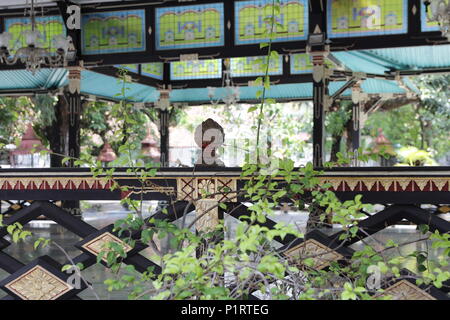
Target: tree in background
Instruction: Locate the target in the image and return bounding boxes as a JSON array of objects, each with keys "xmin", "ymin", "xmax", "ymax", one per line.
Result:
[
  {"xmin": 326, "ymin": 101, "xmax": 352, "ymax": 163},
  {"xmin": 0, "ymin": 97, "xmax": 32, "ymax": 146},
  {"xmin": 81, "ymin": 100, "xmax": 186, "ymax": 165},
  {"xmin": 0, "ymin": 93, "xmax": 187, "ymax": 167},
  {"xmin": 364, "ymin": 75, "xmax": 450, "ymax": 164},
  {"xmin": 0, "ymin": 95, "xmax": 59, "ymax": 165}
]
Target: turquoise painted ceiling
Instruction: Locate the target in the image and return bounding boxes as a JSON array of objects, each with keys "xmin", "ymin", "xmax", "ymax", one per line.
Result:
[
  {"xmin": 0, "ymin": 68, "xmax": 67, "ymax": 90},
  {"xmin": 0, "ymin": 44, "xmax": 448, "ymax": 103},
  {"xmin": 78, "ymin": 71, "xmax": 160, "ymax": 102}
]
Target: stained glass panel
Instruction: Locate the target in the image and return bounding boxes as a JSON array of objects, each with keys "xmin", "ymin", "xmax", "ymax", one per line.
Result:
[
  {"xmin": 171, "ymin": 59, "xmax": 222, "ymax": 80},
  {"xmin": 290, "ymin": 54, "xmax": 333, "ymax": 74},
  {"xmin": 421, "ymin": 0, "xmax": 448, "ymax": 32},
  {"xmin": 155, "ymin": 3, "xmax": 225, "ymax": 50},
  {"xmin": 81, "ymin": 9, "xmax": 146, "ymax": 55},
  {"xmin": 234, "ymin": 0, "xmax": 308, "ymax": 45},
  {"xmin": 290, "ymin": 54, "xmax": 313, "ymax": 74},
  {"xmin": 230, "ymin": 55, "xmax": 283, "ymax": 77},
  {"xmin": 116, "ymin": 64, "xmax": 139, "ymax": 73},
  {"xmin": 327, "ymin": 0, "xmax": 408, "ymax": 38},
  {"xmin": 142, "ymin": 63, "xmax": 164, "ymax": 80},
  {"xmin": 4, "ymin": 16, "xmax": 65, "ymax": 54}
]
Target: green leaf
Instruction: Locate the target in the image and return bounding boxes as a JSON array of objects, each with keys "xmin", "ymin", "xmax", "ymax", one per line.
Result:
[
  {"xmin": 61, "ymin": 265, "xmax": 72, "ymax": 272},
  {"xmin": 248, "ymin": 106, "xmax": 258, "ymax": 113},
  {"xmin": 418, "ymin": 264, "xmax": 427, "ymax": 272},
  {"xmin": 418, "ymin": 224, "xmax": 430, "ymax": 234},
  {"xmin": 417, "ymin": 253, "xmax": 427, "ymax": 265}
]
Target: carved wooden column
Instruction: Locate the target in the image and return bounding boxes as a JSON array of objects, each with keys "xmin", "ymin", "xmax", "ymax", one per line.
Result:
[
  {"xmin": 64, "ymin": 67, "xmax": 84, "ymax": 168},
  {"xmin": 351, "ymin": 102, "xmax": 361, "ymax": 167},
  {"xmin": 156, "ymin": 88, "xmax": 171, "ymax": 167},
  {"xmin": 195, "ymin": 199, "xmax": 220, "ymax": 233},
  {"xmin": 63, "ymin": 67, "xmax": 83, "ymax": 216},
  {"xmin": 350, "ymin": 80, "xmax": 369, "ymax": 167},
  {"xmin": 310, "ymin": 50, "xmax": 330, "ymax": 168},
  {"xmin": 194, "ymin": 197, "xmax": 226, "ymax": 258},
  {"xmin": 158, "ymin": 109, "xmax": 169, "ymax": 166},
  {"xmin": 67, "ymin": 96, "xmax": 81, "ymax": 167},
  {"xmin": 312, "ymin": 68, "xmax": 327, "ymax": 168},
  {"xmin": 309, "ymin": 0, "xmax": 329, "ymax": 168}
]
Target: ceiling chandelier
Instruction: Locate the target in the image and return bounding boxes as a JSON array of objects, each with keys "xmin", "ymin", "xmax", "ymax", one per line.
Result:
[
  {"xmin": 424, "ymin": 0, "xmax": 450, "ymax": 40},
  {"xmin": 0, "ymin": 0, "xmax": 71, "ymax": 74},
  {"xmin": 207, "ymin": 59, "xmax": 240, "ymax": 107}
]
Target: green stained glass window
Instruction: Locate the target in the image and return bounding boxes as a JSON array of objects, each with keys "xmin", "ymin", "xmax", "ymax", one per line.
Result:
[
  {"xmin": 235, "ymin": 0, "xmax": 308, "ymax": 45},
  {"xmin": 4, "ymin": 16, "xmax": 65, "ymax": 54},
  {"xmin": 230, "ymin": 55, "xmax": 282, "ymax": 77},
  {"xmin": 327, "ymin": 0, "xmax": 408, "ymax": 38},
  {"xmin": 81, "ymin": 9, "xmax": 145, "ymax": 55},
  {"xmin": 156, "ymin": 3, "xmax": 225, "ymax": 50},
  {"xmin": 421, "ymin": 0, "xmax": 448, "ymax": 32},
  {"xmin": 171, "ymin": 59, "xmax": 222, "ymax": 80},
  {"xmin": 142, "ymin": 63, "xmax": 164, "ymax": 80}
]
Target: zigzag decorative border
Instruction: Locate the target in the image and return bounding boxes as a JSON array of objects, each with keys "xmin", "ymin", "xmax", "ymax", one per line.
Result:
[
  {"xmin": 0, "ymin": 177, "xmax": 113, "ymax": 191},
  {"xmin": 319, "ymin": 177, "xmax": 450, "ymax": 192},
  {"xmin": 0, "ymin": 176, "xmax": 448, "ymax": 193}
]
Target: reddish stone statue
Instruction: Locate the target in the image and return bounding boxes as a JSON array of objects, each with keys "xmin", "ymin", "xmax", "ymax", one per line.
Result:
[{"xmin": 194, "ymin": 118, "xmax": 224, "ymax": 167}]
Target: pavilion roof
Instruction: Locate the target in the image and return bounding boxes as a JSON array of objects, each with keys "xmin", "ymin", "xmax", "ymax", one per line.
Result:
[
  {"xmin": 0, "ymin": 44, "xmax": 448, "ymax": 104},
  {"xmin": 0, "ymin": 69, "xmax": 418, "ymax": 104},
  {"xmin": 333, "ymin": 45, "xmax": 450, "ymax": 75}
]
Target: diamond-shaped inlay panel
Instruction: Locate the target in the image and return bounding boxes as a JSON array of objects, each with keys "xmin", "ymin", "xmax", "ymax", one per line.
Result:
[
  {"xmin": 5, "ymin": 265, "xmax": 72, "ymax": 300},
  {"xmin": 283, "ymin": 239, "xmax": 343, "ymax": 270},
  {"xmin": 378, "ymin": 280, "xmax": 435, "ymax": 300},
  {"xmin": 82, "ymin": 232, "xmax": 132, "ymax": 262}
]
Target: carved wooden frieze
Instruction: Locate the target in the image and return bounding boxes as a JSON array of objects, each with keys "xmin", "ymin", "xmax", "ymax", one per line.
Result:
[
  {"xmin": 0, "ymin": 176, "xmax": 447, "ymax": 194},
  {"xmin": 319, "ymin": 177, "xmax": 450, "ymax": 192},
  {"xmin": 177, "ymin": 177, "xmax": 237, "ymax": 202}
]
